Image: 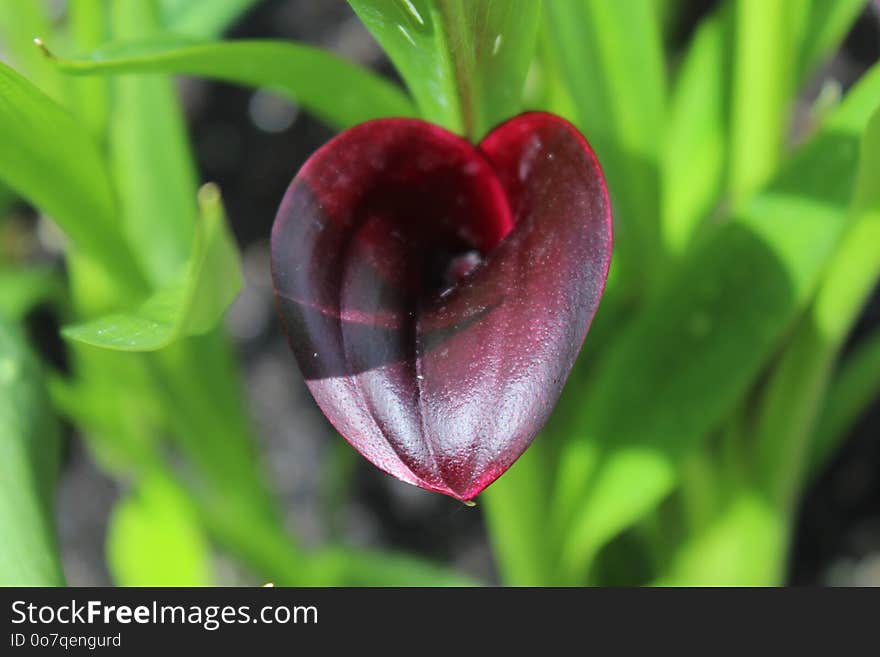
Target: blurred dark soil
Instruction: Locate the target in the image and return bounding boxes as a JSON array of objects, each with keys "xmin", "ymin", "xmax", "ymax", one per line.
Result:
[{"xmin": 45, "ymin": 0, "xmax": 880, "ymax": 586}]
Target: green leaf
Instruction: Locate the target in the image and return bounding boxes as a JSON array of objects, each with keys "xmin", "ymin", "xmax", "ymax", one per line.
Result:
[
  {"xmin": 107, "ymin": 0, "xmax": 200, "ymax": 288},
  {"xmin": 162, "ymin": 0, "xmax": 260, "ymax": 38},
  {"xmin": 0, "ymin": 266, "xmax": 65, "ymax": 321},
  {"xmin": 542, "ymin": 0, "xmax": 666, "ymax": 293},
  {"xmin": 45, "ymin": 34, "xmax": 417, "ymax": 130},
  {"xmin": 754, "ymin": 104, "xmax": 880, "ymax": 507},
  {"xmin": 482, "ymin": 440, "xmax": 554, "ymax": 585},
  {"xmin": 62, "ymin": 184, "xmax": 243, "ymax": 351},
  {"xmin": 107, "ymin": 472, "xmax": 212, "ymax": 586},
  {"xmin": 349, "ymin": 0, "xmax": 541, "ymax": 138},
  {"xmin": 552, "ymin": 64, "xmax": 880, "ymax": 583},
  {"xmin": 662, "ymin": 4, "xmax": 732, "ymax": 254},
  {"xmin": 0, "ymin": 62, "xmax": 145, "ymax": 293},
  {"xmin": 0, "ymin": 0, "xmax": 68, "ymax": 103},
  {"xmin": 810, "ymin": 330, "xmax": 880, "ymax": 474},
  {"xmin": 797, "ymin": 0, "xmax": 866, "ymax": 86},
  {"xmin": 0, "ymin": 313, "xmax": 64, "ymax": 585},
  {"xmin": 305, "ymin": 548, "xmax": 475, "ymax": 586},
  {"xmin": 69, "ymin": 0, "xmax": 111, "ymax": 137},
  {"xmin": 728, "ymin": 0, "xmax": 800, "ymax": 200},
  {"xmin": 654, "ymin": 489, "xmax": 787, "ymax": 586}
]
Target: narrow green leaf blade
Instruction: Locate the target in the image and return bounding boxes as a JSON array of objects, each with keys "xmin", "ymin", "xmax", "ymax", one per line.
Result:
[
  {"xmin": 69, "ymin": 0, "xmax": 111, "ymax": 137},
  {"xmin": 662, "ymin": 4, "xmax": 731, "ymax": 254},
  {"xmin": 62, "ymin": 185, "xmax": 243, "ymax": 351},
  {"xmin": 543, "ymin": 0, "xmax": 666, "ymax": 291},
  {"xmin": 162, "ymin": 0, "xmax": 260, "ymax": 38},
  {"xmin": 797, "ymin": 0, "xmax": 866, "ymax": 86},
  {"xmin": 108, "ymin": 0, "xmax": 199, "ymax": 288},
  {"xmin": 349, "ymin": 0, "xmax": 540, "ymax": 138},
  {"xmin": 0, "ymin": 314, "xmax": 64, "ymax": 585},
  {"xmin": 0, "ymin": 62, "xmax": 144, "ymax": 292},
  {"xmin": 728, "ymin": 0, "xmax": 800, "ymax": 200},
  {"xmin": 47, "ymin": 35, "xmax": 417, "ymax": 130}
]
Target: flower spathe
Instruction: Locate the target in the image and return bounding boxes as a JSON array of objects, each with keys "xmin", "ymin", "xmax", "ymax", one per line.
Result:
[{"xmin": 271, "ymin": 112, "xmax": 612, "ymax": 501}]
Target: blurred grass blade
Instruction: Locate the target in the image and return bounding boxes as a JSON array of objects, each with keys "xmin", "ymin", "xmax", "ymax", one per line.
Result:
[
  {"xmin": 69, "ymin": 0, "xmax": 110, "ymax": 137},
  {"xmin": 810, "ymin": 329, "xmax": 880, "ymax": 475},
  {"xmin": 0, "ymin": 181, "xmax": 16, "ymax": 215},
  {"xmin": 62, "ymin": 185, "xmax": 242, "ymax": 351},
  {"xmin": 107, "ymin": 472, "xmax": 212, "ymax": 586},
  {"xmin": 162, "ymin": 0, "xmax": 260, "ymax": 38},
  {"xmin": 0, "ymin": 0, "xmax": 68, "ymax": 103},
  {"xmin": 543, "ymin": 0, "xmax": 666, "ymax": 293},
  {"xmin": 482, "ymin": 439, "xmax": 554, "ymax": 585},
  {"xmin": 797, "ymin": 0, "xmax": 866, "ymax": 86},
  {"xmin": 305, "ymin": 548, "xmax": 476, "ymax": 586},
  {"xmin": 349, "ymin": 0, "xmax": 541, "ymax": 138},
  {"xmin": 654, "ymin": 489, "xmax": 786, "ymax": 586},
  {"xmin": 108, "ymin": 0, "xmax": 200, "ymax": 289},
  {"xmin": 0, "ymin": 314, "xmax": 64, "ymax": 585},
  {"xmin": 0, "ymin": 266, "xmax": 65, "ymax": 321},
  {"xmin": 553, "ymin": 64, "xmax": 880, "ymax": 582},
  {"xmin": 45, "ymin": 35, "xmax": 417, "ymax": 129},
  {"xmin": 0, "ymin": 62, "xmax": 145, "ymax": 293},
  {"xmin": 755, "ymin": 104, "xmax": 880, "ymax": 507},
  {"xmin": 662, "ymin": 4, "xmax": 731, "ymax": 254},
  {"xmin": 728, "ymin": 0, "xmax": 800, "ymax": 201}
]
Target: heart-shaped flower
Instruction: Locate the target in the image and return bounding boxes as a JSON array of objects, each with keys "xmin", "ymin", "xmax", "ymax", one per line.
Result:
[{"xmin": 271, "ymin": 112, "xmax": 611, "ymax": 502}]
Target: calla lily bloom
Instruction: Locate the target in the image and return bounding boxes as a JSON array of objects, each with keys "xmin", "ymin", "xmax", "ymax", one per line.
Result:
[{"xmin": 271, "ymin": 112, "xmax": 612, "ymax": 502}]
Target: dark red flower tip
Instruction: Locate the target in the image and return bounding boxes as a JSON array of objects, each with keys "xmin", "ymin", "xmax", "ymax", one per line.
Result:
[{"xmin": 271, "ymin": 112, "xmax": 612, "ymax": 502}]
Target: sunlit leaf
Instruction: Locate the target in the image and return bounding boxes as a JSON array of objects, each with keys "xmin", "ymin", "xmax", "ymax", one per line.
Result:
[
  {"xmin": 542, "ymin": 0, "xmax": 666, "ymax": 292},
  {"xmin": 306, "ymin": 547, "xmax": 476, "ymax": 586},
  {"xmin": 728, "ymin": 0, "xmax": 800, "ymax": 200},
  {"xmin": 46, "ymin": 35, "xmax": 417, "ymax": 130},
  {"xmin": 662, "ymin": 4, "xmax": 731, "ymax": 254},
  {"xmin": 107, "ymin": 472, "xmax": 212, "ymax": 586},
  {"xmin": 349, "ymin": 0, "xmax": 541, "ymax": 138},
  {"xmin": 0, "ymin": 62, "xmax": 145, "ymax": 293},
  {"xmin": 69, "ymin": 0, "xmax": 110, "ymax": 137},
  {"xmin": 62, "ymin": 185, "xmax": 242, "ymax": 351},
  {"xmin": 655, "ymin": 490, "xmax": 786, "ymax": 586},
  {"xmin": 107, "ymin": 0, "xmax": 200, "ymax": 288}
]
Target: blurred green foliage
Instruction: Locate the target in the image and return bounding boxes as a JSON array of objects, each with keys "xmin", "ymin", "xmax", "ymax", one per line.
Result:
[{"xmin": 0, "ymin": 0, "xmax": 877, "ymax": 586}]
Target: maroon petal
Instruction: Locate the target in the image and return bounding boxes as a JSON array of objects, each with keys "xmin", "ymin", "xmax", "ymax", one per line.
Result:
[{"xmin": 271, "ymin": 112, "xmax": 611, "ymax": 501}]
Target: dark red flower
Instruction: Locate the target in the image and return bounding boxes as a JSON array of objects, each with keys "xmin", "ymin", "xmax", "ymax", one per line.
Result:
[{"xmin": 271, "ymin": 112, "xmax": 611, "ymax": 501}]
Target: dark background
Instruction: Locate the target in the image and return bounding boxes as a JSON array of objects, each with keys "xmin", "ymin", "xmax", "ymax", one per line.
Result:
[{"xmin": 31, "ymin": 0, "xmax": 879, "ymax": 585}]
